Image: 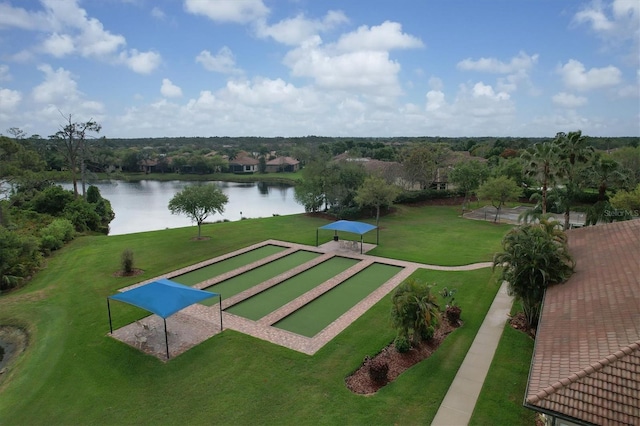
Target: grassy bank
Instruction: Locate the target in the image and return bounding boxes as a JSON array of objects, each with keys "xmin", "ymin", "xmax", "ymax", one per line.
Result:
[{"xmin": 0, "ymin": 206, "xmax": 514, "ymax": 425}]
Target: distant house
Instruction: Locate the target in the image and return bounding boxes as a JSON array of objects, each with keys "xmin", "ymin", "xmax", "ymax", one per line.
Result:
[
  {"xmin": 265, "ymin": 156, "xmax": 300, "ymax": 173},
  {"xmin": 524, "ymin": 220, "xmax": 640, "ymax": 425},
  {"xmin": 228, "ymin": 156, "xmax": 258, "ymax": 174},
  {"xmin": 139, "ymin": 158, "xmax": 158, "ymax": 174}
]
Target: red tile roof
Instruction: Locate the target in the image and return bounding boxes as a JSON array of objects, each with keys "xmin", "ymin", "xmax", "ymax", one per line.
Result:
[{"xmin": 525, "ymin": 220, "xmax": 640, "ymax": 425}]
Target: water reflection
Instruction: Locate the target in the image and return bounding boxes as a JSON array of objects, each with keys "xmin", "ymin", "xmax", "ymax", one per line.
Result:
[{"xmin": 59, "ymin": 180, "xmax": 304, "ymax": 236}]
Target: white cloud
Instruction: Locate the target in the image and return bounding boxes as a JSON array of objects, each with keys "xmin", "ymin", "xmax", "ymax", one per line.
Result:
[
  {"xmin": 30, "ymin": 64, "xmax": 104, "ymax": 120},
  {"xmin": 281, "ymin": 21, "xmax": 423, "ymax": 98},
  {"xmin": 574, "ymin": 0, "xmax": 639, "ymax": 37},
  {"xmin": 573, "ymin": 0, "xmax": 640, "ymax": 63},
  {"xmin": 1, "ymin": 0, "xmax": 159, "ymax": 73},
  {"xmin": 558, "ymin": 59, "xmax": 622, "ymax": 90},
  {"xmin": 121, "ymin": 50, "xmax": 162, "ymax": 74},
  {"xmin": 471, "ymin": 82, "xmax": 510, "ymax": 101},
  {"xmin": 285, "ymin": 44, "xmax": 403, "ymax": 97},
  {"xmin": 0, "ymin": 3, "xmax": 49, "ymax": 30},
  {"xmin": 426, "ymin": 90, "xmax": 445, "ymax": 111},
  {"xmin": 41, "ymin": 33, "xmax": 75, "ymax": 57},
  {"xmin": 552, "ymin": 92, "xmax": 588, "ymax": 108},
  {"xmin": 184, "ymin": 0, "xmax": 269, "ymax": 24},
  {"xmin": 196, "ymin": 47, "xmax": 242, "ymax": 74},
  {"xmin": 31, "ymin": 64, "xmax": 79, "ymax": 104},
  {"xmin": 161, "ymin": 78, "xmax": 183, "ymax": 98},
  {"xmin": 0, "ymin": 88, "xmax": 22, "ymax": 112},
  {"xmin": 335, "ymin": 21, "xmax": 423, "ymax": 52},
  {"xmin": 256, "ymin": 10, "xmax": 348, "ymax": 45},
  {"xmin": 457, "ymin": 51, "xmax": 538, "ymax": 73}
]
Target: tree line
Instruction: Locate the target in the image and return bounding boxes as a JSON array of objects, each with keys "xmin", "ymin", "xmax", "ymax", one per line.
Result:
[{"xmin": 2, "ymin": 117, "xmax": 639, "ymax": 292}]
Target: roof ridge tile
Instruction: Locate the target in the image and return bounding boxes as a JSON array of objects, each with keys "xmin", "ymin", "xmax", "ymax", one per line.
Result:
[{"xmin": 527, "ymin": 340, "xmax": 640, "ymax": 404}]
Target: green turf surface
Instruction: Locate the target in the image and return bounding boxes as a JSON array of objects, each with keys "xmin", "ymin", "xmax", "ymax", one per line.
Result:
[
  {"xmin": 275, "ymin": 263, "xmax": 403, "ymax": 337},
  {"xmin": 197, "ymin": 250, "xmax": 320, "ymax": 305},
  {"xmin": 226, "ymin": 256, "xmax": 360, "ymax": 320},
  {"xmin": 170, "ymin": 244, "xmax": 287, "ymax": 286}
]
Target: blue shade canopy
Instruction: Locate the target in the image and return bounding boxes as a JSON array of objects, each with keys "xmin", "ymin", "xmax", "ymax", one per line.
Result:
[
  {"xmin": 109, "ymin": 278, "xmax": 217, "ymax": 319},
  {"xmin": 318, "ymin": 220, "xmax": 377, "ymax": 235}
]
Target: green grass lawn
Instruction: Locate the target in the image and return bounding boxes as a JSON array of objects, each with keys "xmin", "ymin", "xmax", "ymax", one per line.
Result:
[
  {"xmin": 0, "ymin": 205, "xmax": 518, "ymax": 425},
  {"xmin": 469, "ymin": 303, "xmax": 537, "ymax": 426}
]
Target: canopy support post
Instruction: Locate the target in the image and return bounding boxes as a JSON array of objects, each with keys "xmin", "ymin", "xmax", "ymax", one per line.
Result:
[
  {"xmin": 360, "ymin": 235, "xmax": 363, "ymax": 254},
  {"xmin": 107, "ymin": 298, "xmax": 113, "ymax": 334},
  {"xmin": 164, "ymin": 318, "xmax": 169, "ymax": 359},
  {"xmin": 219, "ymin": 295, "xmax": 223, "ymax": 331},
  {"xmin": 376, "ymin": 227, "xmax": 379, "ymax": 245}
]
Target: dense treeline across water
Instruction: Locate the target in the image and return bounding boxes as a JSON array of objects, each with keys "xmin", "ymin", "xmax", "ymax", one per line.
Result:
[{"xmin": 2, "ymin": 127, "xmax": 639, "ymax": 292}]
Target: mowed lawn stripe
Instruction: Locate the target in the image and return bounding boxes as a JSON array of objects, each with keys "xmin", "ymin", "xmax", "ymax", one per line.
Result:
[
  {"xmin": 200, "ymin": 250, "xmax": 320, "ymax": 303},
  {"xmin": 171, "ymin": 244, "xmax": 286, "ymax": 286},
  {"xmin": 226, "ymin": 256, "xmax": 360, "ymax": 320},
  {"xmin": 275, "ymin": 263, "xmax": 403, "ymax": 337}
]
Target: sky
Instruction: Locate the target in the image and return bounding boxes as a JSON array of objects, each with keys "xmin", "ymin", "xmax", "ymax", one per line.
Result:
[{"xmin": 0, "ymin": 0, "xmax": 638, "ymax": 139}]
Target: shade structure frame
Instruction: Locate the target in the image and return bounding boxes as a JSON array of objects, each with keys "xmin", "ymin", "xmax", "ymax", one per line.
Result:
[
  {"xmin": 315, "ymin": 220, "xmax": 378, "ymax": 254},
  {"xmin": 107, "ymin": 278, "xmax": 222, "ymax": 359}
]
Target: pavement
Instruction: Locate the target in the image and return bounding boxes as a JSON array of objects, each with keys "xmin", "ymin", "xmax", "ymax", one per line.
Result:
[{"xmin": 431, "ymin": 280, "xmax": 514, "ymax": 426}]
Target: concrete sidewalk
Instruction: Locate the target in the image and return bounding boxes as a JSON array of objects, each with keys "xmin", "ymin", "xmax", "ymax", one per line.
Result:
[{"xmin": 431, "ymin": 281, "xmax": 513, "ymax": 426}]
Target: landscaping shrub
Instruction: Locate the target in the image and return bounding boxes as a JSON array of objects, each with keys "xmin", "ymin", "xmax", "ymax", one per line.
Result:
[
  {"xmin": 63, "ymin": 199, "xmax": 102, "ymax": 232},
  {"xmin": 40, "ymin": 234, "xmax": 62, "ymax": 252},
  {"xmin": 39, "ymin": 219, "xmax": 76, "ymax": 253},
  {"xmin": 394, "ymin": 334, "xmax": 411, "ymax": 353},
  {"xmin": 0, "ymin": 228, "xmax": 42, "ymax": 292},
  {"xmin": 121, "ymin": 249, "xmax": 135, "ymax": 274},
  {"xmin": 395, "ymin": 189, "xmax": 462, "ymax": 204},
  {"xmin": 31, "ymin": 185, "xmax": 75, "ymax": 215},
  {"xmin": 446, "ymin": 306, "xmax": 462, "ymax": 325},
  {"xmin": 367, "ymin": 358, "xmax": 389, "ymax": 384}
]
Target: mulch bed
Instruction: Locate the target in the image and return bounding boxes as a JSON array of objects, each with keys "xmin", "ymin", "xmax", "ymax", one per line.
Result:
[
  {"xmin": 112, "ymin": 268, "xmax": 144, "ymax": 278},
  {"xmin": 508, "ymin": 312, "xmax": 536, "ymax": 338},
  {"xmin": 345, "ymin": 320, "xmax": 459, "ymax": 395}
]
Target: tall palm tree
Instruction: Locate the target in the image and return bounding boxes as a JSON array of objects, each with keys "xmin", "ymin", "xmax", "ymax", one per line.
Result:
[
  {"xmin": 493, "ymin": 222, "xmax": 574, "ymax": 328},
  {"xmin": 521, "ymin": 142, "xmax": 562, "ymax": 214},
  {"xmin": 555, "ymin": 130, "xmax": 593, "ymax": 229},
  {"xmin": 583, "ymin": 154, "xmax": 629, "ymax": 225}
]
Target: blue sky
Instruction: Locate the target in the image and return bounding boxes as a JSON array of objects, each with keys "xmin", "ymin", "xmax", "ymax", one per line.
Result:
[{"xmin": 0, "ymin": 0, "xmax": 638, "ymax": 139}]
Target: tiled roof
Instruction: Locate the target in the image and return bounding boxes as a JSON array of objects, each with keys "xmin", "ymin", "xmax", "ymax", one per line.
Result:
[
  {"xmin": 266, "ymin": 156, "xmax": 299, "ymax": 165},
  {"xmin": 525, "ymin": 220, "xmax": 640, "ymax": 425},
  {"xmin": 229, "ymin": 156, "xmax": 258, "ymax": 165}
]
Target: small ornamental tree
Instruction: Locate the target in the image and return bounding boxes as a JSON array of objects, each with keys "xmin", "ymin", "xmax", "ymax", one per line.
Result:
[
  {"xmin": 477, "ymin": 176, "xmax": 522, "ymax": 222},
  {"xmin": 121, "ymin": 249, "xmax": 134, "ymax": 274},
  {"xmin": 354, "ymin": 176, "xmax": 400, "ymax": 226},
  {"xmin": 168, "ymin": 184, "xmax": 229, "ymax": 239}
]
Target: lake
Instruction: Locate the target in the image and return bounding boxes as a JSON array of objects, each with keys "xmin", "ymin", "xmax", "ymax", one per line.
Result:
[{"xmin": 60, "ymin": 180, "xmax": 305, "ymax": 236}]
